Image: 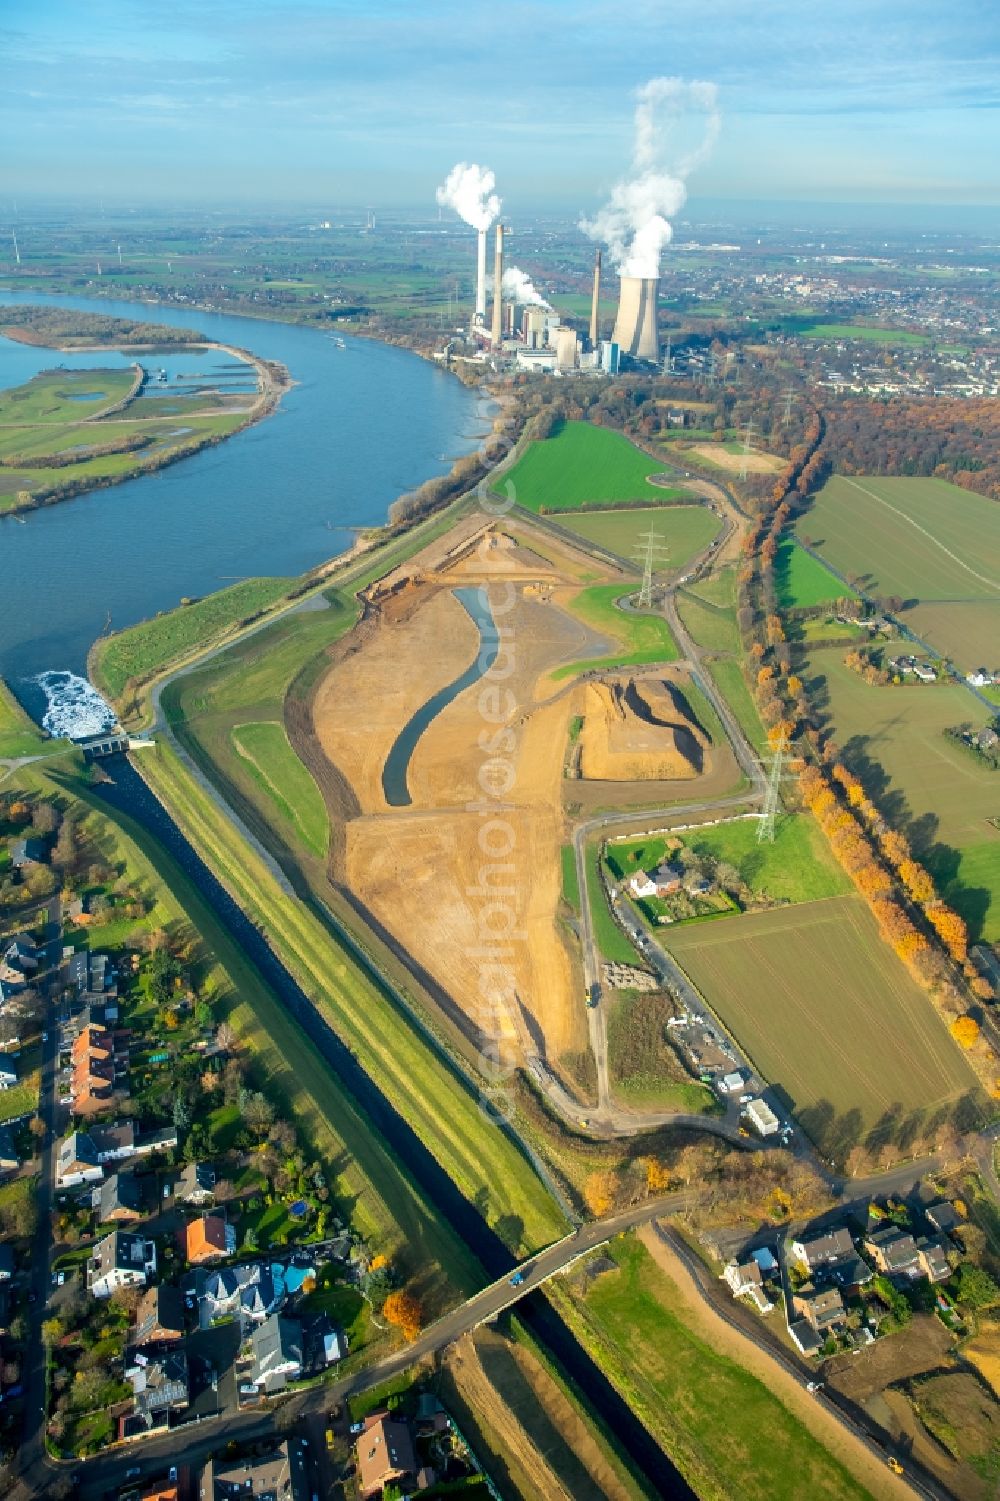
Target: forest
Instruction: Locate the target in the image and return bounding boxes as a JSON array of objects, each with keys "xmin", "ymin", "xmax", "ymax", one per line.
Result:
[
  {"xmin": 821, "ymin": 396, "xmax": 1000, "ymax": 501},
  {"xmin": 0, "ymin": 306, "xmax": 203, "ymax": 348}
]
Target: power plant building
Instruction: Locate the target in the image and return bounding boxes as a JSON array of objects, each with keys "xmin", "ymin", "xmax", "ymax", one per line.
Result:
[
  {"xmin": 554, "ymin": 327, "xmax": 579, "ymax": 372},
  {"xmin": 612, "ymin": 276, "xmax": 660, "ymax": 361}
]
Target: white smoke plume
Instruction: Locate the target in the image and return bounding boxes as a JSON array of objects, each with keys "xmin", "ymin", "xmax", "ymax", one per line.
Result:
[
  {"xmin": 435, "ymin": 162, "xmax": 500, "ymax": 232},
  {"xmin": 500, "ymin": 266, "xmax": 550, "ymax": 308},
  {"xmin": 581, "ymin": 78, "xmax": 720, "ymax": 278}
]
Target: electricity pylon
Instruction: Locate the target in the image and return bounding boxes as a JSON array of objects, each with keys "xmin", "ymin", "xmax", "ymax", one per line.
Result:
[
  {"xmin": 757, "ymin": 731, "xmax": 789, "ymax": 843},
  {"xmin": 738, "ymin": 419, "xmax": 756, "ymax": 482},
  {"xmin": 782, "ymin": 387, "xmax": 794, "ymax": 425},
  {"xmin": 634, "ymin": 528, "xmax": 670, "ymax": 610}
]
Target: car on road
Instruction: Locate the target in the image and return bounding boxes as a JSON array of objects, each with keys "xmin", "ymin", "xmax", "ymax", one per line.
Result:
[
  {"xmin": 126, "ymin": 1467, "xmax": 141, "ymax": 1479},
  {"xmin": 168, "ymin": 1468, "xmax": 177, "ymax": 1482},
  {"xmin": 509, "ymin": 1271, "xmax": 525, "ymax": 1287},
  {"xmin": 41, "ymin": 1032, "xmax": 47, "ymax": 1042},
  {"xmin": 57, "ymin": 1271, "xmax": 65, "ymax": 1286}
]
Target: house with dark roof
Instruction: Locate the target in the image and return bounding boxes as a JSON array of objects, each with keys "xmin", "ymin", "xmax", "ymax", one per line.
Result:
[
  {"xmin": 0, "ymin": 1126, "xmax": 19, "ymax": 1175},
  {"xmin": 918, "ymin": 1238, "xmax": 953, "ymax": 1284},
  {"xmin": 251, "ymin": 1313, "xmax": 303, "ymax": 1393},
  {"xmin": 925, "ymin": 1202, "xmax": 963, "ymax": 1239},
  {"xmin": 792, "ymin": 1285, "xmax": 847, "ymax": 1337},
  {"xmin": 87, "ymin": 1229, "xmax": 157, "ymax": 1299},
  {"xmin": 790, "ymin": 1227, "xmax": 857, "ymax": 1275},
  {"xmin": 356, "ymin": 1412, "xmax": 418, "ymax": 1499},
  {"xmin": 864, "ymin": 1228, "xmax": 923, "ymax": 1280},
  {"xmin": 95, "ymin": 1171, "xmax": 146, "ymax": 1224},
  {"xmin": 199, "ymin": 1438, "xmax": 309, "ymax": 1501},
  {"xmin": 11, "ymin": 838, "xmax": 46, "ymax": 869},
  {"xmin": 56, "ymin": 1130, "xmax": 104, "ymax": 1187},
  {"xmin": 123, "ymin": 1349, "xmax": 189, "ymax": 1435},
  {"xmin": 133, "ymin": 1283, "xmax": 186, "ymax": 1347},
  {"xmin": 176, "ymin": 1161, "xmax": 216, "ymax": 1206}
]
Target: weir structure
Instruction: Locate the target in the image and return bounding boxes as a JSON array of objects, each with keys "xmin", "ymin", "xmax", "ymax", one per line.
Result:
[{"xmin": 612, "ymin": 275, "xmax": 660, "ymax": 361}]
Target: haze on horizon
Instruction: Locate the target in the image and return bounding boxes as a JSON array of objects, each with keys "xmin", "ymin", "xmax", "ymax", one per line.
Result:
[{"xmin": 2, "ymin": 0, "xmax": 998, "ymax": 210}]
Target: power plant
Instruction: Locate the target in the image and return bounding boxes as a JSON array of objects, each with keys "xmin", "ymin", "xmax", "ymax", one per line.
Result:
[
  {"xmin": 589, "ymin": 249, "xmax": 601, "ymax": 349},
  {"xmin": 475, "ymin": 228, "xmax": 488, "ymax": 327},
  {"xmin": 491, "ymin": 223, "xmax": 504, "ymax": 347},
  {"xmin": 611, "ymin": 276, "xmax": 660, "ymax": 362}
]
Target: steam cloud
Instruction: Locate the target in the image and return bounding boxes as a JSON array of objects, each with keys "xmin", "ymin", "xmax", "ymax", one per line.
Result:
[
  {"xmin": 581, "ymin": 77, "xmax": 720, "ymax": 278},
  {"xmin": 500, "ymin": 266, "xmax": 550, "ymax": 308},
  {"xmin": 435, "ymin": 162, "xmax": 501, "ymax": 231}
]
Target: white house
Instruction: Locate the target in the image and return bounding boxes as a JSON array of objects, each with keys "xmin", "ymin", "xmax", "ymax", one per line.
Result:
[
  {"xmin": 627, "ymin": 872, "xmax": 658, "ymax": 900},
  {"xmin": 722, "ymin": 1258, "xmax": 774, "ymax": 1314},
  {"xmin": 87, "ymin": 1230, "xmax": 157, "ymax": 1299},
  {"xmin": 0, "ymin": 1059, "xmax": 18, "ymax": 1091},
  {"xmin": 744, "ymin": 1098, "xmax": 780, "ymax": 1137},
  {"xmin": 717, "ymin": 1070, "xmax": 744, "ymax": 1095}
]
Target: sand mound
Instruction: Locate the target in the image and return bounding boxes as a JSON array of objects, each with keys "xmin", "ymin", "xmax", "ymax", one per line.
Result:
[{"xmin": 579, "ymin": 677, "xmax": 704, "ymax": 781}]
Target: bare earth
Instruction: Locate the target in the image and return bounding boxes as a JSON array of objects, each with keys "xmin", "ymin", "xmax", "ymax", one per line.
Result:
[{"xmin": 687, "ymin": 442, "xmax": 785, "ymax": 474}]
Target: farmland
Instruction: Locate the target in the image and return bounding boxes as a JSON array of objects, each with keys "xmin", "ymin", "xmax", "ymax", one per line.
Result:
[
  {"xmin": 502, "ymin": 420, "xmax": 686, "ymax": 513},
  {"xmin": 552, "ymin": 585, "xmax": 680, "ymax": 681},
  {"xmin": 773, "ymin": 538, "xmax": 854, "ymax": 610},
  {"xmin": 800, "ymin": 323, "xmax": 930, "ymax": 345},
  {"xmin": 801, "ymin": 645, "xmax": 1000, "ymax": 940},
  {"xmin": 551, "ymin": 504, "xmax": 721, "ymax": 576},
  {"xmin": 230, "ymin": 720, "xmax": 328, "ymax": 858},
  {"xmin": 796, "ymin": 474, "xmax": 1000, "ymax": 667},
  {"xmin": 663, "ymin": 894, "xmax": 981, "ymax": 1153},
  {"xmin": 550, "ymin": 1235, "xmax": 880, "ymax": 1501},
  {"xmin": 93, "ymin": 576, "xmax": 296, "ymax": 700}
]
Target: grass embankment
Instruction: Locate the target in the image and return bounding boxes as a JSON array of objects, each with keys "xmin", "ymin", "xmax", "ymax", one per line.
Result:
[
  {"xmin": 585, "ymin": 842, "xmax": 641, "ymax": 966},
  {"xmin": 607, "ymin": 814, "xmax": 849, "ymax": 909},
  {"xmin": 230, "ymin": 720, "xmax": 328, "ymax": 859},
  {"xmin": 91, "ymin": 576, "xmax": 296, "ymax": 701},
  {"xmin": 773, "ymin": 538, "xmax": 853, "ymax": 611},
  {"xmin": 134, "ymin": 740, "xmax": 568, "ymax": 1256},
  {"xmin": 664, "ymin": 893, "xmax": 982, "ymax": 1152},
  {"xmin": 560, "ymin": 845, "xmax": 581, "ymax": 913},
  {"xmin": 606, "ymin": 992, "xmax": 719, "ymax": 1113},
  {"xmin": 551, "ymin": 505, "xmax": 721, "ymax": 575},
  {"xmin": 553, "ymin": 586, "xmax": 679, "ymax": 682},
  {"xmin": 548, "ymin": 1236, "xmax": 878, "ymax": 1501},
  {"xmin": 0, "ymin": 681, "xmax": 47, "ymax": 760},
  {"xmin": 31, "ymin": 760, "xmax": 482, "ymax": 1304},
  {"xmin": 705, "ymin": 658, "xmax": 769, "ymax": 755},
  {"xmin": 501, "ymin": 420, "xmax": 682, "ymax": 513}
]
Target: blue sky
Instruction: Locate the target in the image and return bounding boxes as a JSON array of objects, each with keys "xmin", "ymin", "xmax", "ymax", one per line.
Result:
[{"xmin": 3, "ymin": 0, "xmax": 998, "ymax": 207}]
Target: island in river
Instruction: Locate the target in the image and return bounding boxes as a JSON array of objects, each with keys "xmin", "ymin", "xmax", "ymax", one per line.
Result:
[{"xmin": 0, "ymin": 305, "xmax": 289, "ymax": 516}]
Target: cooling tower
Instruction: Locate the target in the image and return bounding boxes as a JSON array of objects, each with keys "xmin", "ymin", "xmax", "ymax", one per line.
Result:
[
  {"xmin": 475, "ymin": 229, "xmax": 487, "ymax": 324},
  {"xmin": 491, "ymin": 224, "xmax": 504, "ymax": 346},
  {"xmin": 612, "ymin": 276, "xmax": 659, "ymax": 361},
  {"xmin": 589, "ymin": 249, "xmax": 602, "ymax": 349}
]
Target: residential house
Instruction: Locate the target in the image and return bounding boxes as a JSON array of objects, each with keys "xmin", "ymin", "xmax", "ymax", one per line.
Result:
[
  {"xmin": 0, "ymin": 935, "xmax": 38, "ymax": 987},
  {"xmin": 56, "ymin": 1131, "xmax": 104, "ymax": 1188},
  {"xmin": 176, "ymin": 1161, "xmax": 216, "ymax": 1206},
  {"xmin": 864, "ymin": 1227, "xmax": 923, "ymax": 1280},
  {"xmin": 133, "ymin": 1124, "xmax": 178, "ymax": 1158},
  {"xmin": 792, "ymin": 1286, "xmax": 847, "ymax": 1338},
  {"xmin": 0, "ymin": 1058, "xmax": 17, "ymax": 1091},
  {"xmin": 722, "ymin": 1257, "xmax": 774, "ymax": 1314},
  {"xmin": 651, "ymin": 861, "xmax": 685, "ymax": 895},
  {"xmin": 918, "ymin": 1238, "xmax": 953, "ymax": 1283},
  {"xmin": 0, "ymin": 1126, "xmax": 20, "ymax": 1175},
  {"xmin": 925, "ymin": 1202, "xmax": 963, "ymax": 1240},
  {"xmin": 790, "ymin": 1227, "xmax": 856, "ymax": 1276},
  {"xmin": 123, "ymin": 1350, "xmax": 189, "ymax": 1436},
  {"xmin": 91, "ymin": 1120, "xmax": 138, "ymax": 1162},
  {"xmin": 65, "ymin": 895, "xmax": 95, "ymax": 926},
  {"xmin": 356, "ymin": 1412, "xmax": 418, "ymax": 1499},
  {"xmin": 133, "ymin": 1283, "xmax": 186, "ymax": 1347},
  {"xmin": 11, "ymin": 838, "xmax": 45, "ymax": 869},
  {"xmin": 95, "ymin": 1171, "xmax": 146, "ymax": 1224},
  {"xmin": 627, "ymin": 871, "xmax": 658, "ymax": 900},
  {"xmin": 912, "ymin": 662, "xmax": 937, "ymax": 683},
  {"xmin": 70, "ymin": 1024, "xmax": 127, "ymax": 1115},
  {"xmin": 139, "ymin": 1487, "xmax": 178, "ymax": 1501},
  {"xmin": 87, "ymin": 1229, "xmax": 157, "ymax": 1299},
  {"xmin": 198, "ymin": 1439, "xmax": 309, "ymax": 1501},
  {"xmin": 251, "ymin": 1313, "xmax": 303, "ymax": 1393},
  {"xmin": 967, "ymin": 669, "xmax": 997, "ymax": 688},
  {"xmin": 185, "ymin": 1214, "xmax": 235, "ymax": 1265}
]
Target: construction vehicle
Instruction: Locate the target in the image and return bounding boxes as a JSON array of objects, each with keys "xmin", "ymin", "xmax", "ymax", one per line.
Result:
[{"xmin": 887, "ymin": 1457, "xmax": 904, "ymax": 1475}]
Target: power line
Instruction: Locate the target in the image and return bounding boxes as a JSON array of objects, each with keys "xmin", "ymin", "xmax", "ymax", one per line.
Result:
[
  {"xmin": 782, "ymin": 387, "xmax": 794, "ymax": 425},
  {"xmin": 757, "ymin": 730, "xmax": 789, "ymax": 844},
  {"xmin": 738, "ymin": 419, "xmax": 756, "ymax": 482},
  {"xmin": 634, "ymin": 527, "xmax": 670, "ymax": 610}
]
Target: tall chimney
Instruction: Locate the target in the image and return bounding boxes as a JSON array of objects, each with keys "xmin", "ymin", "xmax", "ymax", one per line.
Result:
[
  {"xmin": 491, "ymin": 224, "xmax": 504, "ymax": 346},
  {"xmin": 589, "ymin": 249, "xmax": 602, "ymax": 349},
  {"xmin": 612, "ymin": 276, "xmax": 660, "ymax": 361},
  {"xmin": 475, "ymin": 229, "xmax": 488, "ymax": 325}
]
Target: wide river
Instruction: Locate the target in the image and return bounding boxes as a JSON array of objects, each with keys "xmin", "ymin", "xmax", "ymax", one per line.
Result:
[{"xmin": 0, "ymin": 289, "xmax": 485, "ymax": 729}]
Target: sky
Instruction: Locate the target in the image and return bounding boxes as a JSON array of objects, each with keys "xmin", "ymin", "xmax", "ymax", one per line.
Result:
[{"xmin": 2, "ymin": 0, "xmax": 999, "ymax": 210}]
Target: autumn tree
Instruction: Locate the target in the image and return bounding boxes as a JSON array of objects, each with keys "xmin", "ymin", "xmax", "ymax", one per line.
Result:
[
  {"xmin": 383, "ymin": 1289, "xmax": 422, "ymax": 1342},
  {"xmin": 583, "ymin": 1170, "xmax": 620, "ymax": 1217},
  {"xmin": 950, "ymin": 1016, "xmax": 980, "ymax": 1049}
]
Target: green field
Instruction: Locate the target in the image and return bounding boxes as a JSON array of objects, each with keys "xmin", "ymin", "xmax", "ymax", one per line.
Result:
[
  {"xmin": 551, "ymin": 505, "xmax": 721, "ymax": 576},
  {"xmin": 607, "ymin": 813, "xmax": 849, "ymax": 908},
  {"xmin": 0, "ymin": 680, "xmax": 46, "ymax": 759},
  {"xmin": 705, "ymin": 658, "xmax": 769, "ymax": 755},
  {"xmin": 92, "ymin": 577, "xmax": 295, "ymax": 699},
  {"xmin": 803, "ymin": 645, "xmax": 1000, "ymax": 940},
  {"xmin": 551, "ymin": 1236, "xmax": 877, "ymax": 1501},
  {"xmin": 676, "ymin": 574, "xmax": 741, "ymax": 654},
  {"xmin": 553, "ymin": 585, "xmax": 680, "ymax": 681},
  {"xmin": 560, "ymin": 844, "xmax": 581, "ymax": 912},
  {"xmin": 606, "ymin": 991, "xmax": 719, "ymax": 1112},
  {"xmin": 773, "ymin": 538, "xmax": 853, "ymax": 610},
  {"xmin": 800, "ymin": 322, "xmax": 929, "ymax": 345},
  {"xmin": 230, "ymin": 720, "xmax": 328, "ymax": 858},
  {"xmin": 665, "ymin": 894, "xmax": 981, "ymax": 1152},
  {"xmin": 501, "ymin": 420, "xmax": 679, "ymax": 513},
  {"xmin": 586, "ymin": 843, "xmax": 642, "ymax": 965},
  {"xmin": 796, "ymin": 475, "xmax": 1000, "ymax": 668},
  {"xmin": 0, "ymin": 363, "xmax": 251, "ymax": 513}
]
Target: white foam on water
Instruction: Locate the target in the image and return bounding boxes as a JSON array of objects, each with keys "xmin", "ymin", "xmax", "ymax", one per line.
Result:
[{"xmin": 31, "ymin": 671, "xmax": 116, "ymax": 741}]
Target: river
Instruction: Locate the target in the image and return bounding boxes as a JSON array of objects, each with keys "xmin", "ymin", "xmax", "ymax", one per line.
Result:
[{"xmin": 0, "ymin": 289, "xmax": 486, "ymax": 729}]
